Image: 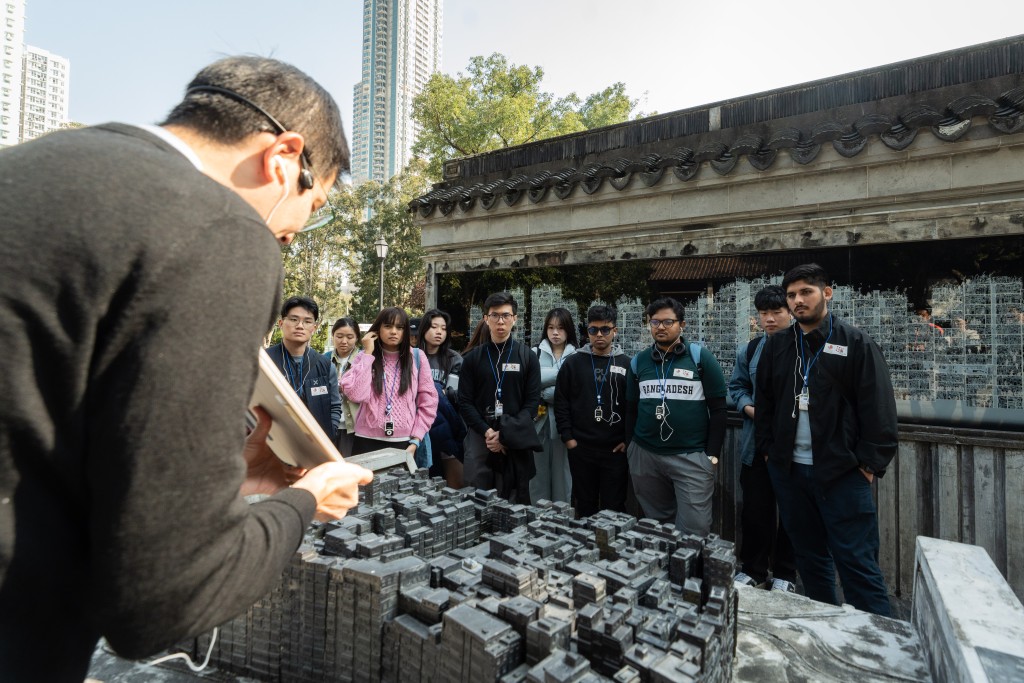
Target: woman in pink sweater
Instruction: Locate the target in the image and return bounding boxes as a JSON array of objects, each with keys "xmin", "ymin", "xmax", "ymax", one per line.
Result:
[{"xmin": 341, "ymin": 307, "xmax": 438, "ymax": 458}]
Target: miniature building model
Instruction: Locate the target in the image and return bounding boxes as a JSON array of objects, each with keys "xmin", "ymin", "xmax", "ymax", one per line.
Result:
[{"xmin": 180, "ymin": 469, "xmax": 739, "ymax": 682}]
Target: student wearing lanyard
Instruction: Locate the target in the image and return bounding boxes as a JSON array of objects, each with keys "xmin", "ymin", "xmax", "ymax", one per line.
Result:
[
  {"xmin": 755, "ymin": 264, "xmax": 897, "ymax": 617},
  {"xmin": 457, "ymin": 292, "xmax": 541, "ymax": 502},
  {"xmin": 266, "ymin": 296, "xmax": 342, "ymax": 442},
  {"xmin": 553, "ymin": 305, "xmax": 631, "ymax": 517},
  {"xmin": 325, "ymin": 316, "xmax": 361, "ymax": 457},
  {"xmin": 625, "ymin": 297, "xmax": 728, "ymax": 537},
  {"xmin": 341, "ymin": 307, "xmax": 437, "ymax": 457},
  {"xmin": 531, "ymin": 307, "xmax": 578, "ymax": 504}
]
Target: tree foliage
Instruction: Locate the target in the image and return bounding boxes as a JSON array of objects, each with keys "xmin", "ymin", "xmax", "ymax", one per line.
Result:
[
  {"xmin": 413, "ymin": 53, "xmax": 639, "ymax": 178},
  {"xmin": 344, "ymin": 159, "xmax": 432, "ymax": 322}
]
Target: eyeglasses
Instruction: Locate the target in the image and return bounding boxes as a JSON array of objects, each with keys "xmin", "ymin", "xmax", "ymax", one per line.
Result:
[
  {"xmin": 587, "ymin": 325, "xmax": 615, "ymax": 336},
  {"xmin": 485, "ymin": 313, "xmax": 515, "ymax": 322},
  {"xmin": 300, "ymin": 191, "xmax": 336, "ymax": 233},
  {"xmin": 649, "ymin": 318, "xmax": 679, "ymax": 328},
  {"xmin": 285, "ymin": 315, "xmax": 316, "ymax": 327}
]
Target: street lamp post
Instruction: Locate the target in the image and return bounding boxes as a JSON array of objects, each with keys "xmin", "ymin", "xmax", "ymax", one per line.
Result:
[{"xmin": 374, "ymin": 237, "xmax": 389, "ymax": 310}]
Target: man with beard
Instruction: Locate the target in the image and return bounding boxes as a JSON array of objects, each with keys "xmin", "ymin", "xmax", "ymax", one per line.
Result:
[{"xmin": 755, "ymin": 263, "xmax": 897, "ymax": 616}]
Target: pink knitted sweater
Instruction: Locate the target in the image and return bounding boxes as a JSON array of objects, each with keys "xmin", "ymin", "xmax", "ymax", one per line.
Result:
[{"xmin": 339, "ymin": 349, "xmax": 438, "ymax": 442}]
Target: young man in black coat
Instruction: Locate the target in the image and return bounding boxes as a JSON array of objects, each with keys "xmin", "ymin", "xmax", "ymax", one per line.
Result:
[
  {"xmin": 756, "ymin": 263, "xmax": 898, "ymax": 616},
  {"xmin": 458, "ymin": 292, "xmax": 541, "ymax": 503},
  {"xmin": 554, "ymin": 305, "xmax": 631, "ymax": 517}
]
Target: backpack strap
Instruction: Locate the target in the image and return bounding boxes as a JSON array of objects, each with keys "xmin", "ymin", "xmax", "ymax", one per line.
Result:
[
  {"xmin": 689, "ymin": 342, "xmax": 704, "ymax": 381},
  {"xmin": 745, "ymin": 337, "xmax": 761, "ymax": 365}
]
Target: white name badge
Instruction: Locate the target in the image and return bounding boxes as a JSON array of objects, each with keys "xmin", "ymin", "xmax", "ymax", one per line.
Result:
[
  {"xmin": 502, "ymin": 363, "xmax": 521, "ymax": 371},
  {"xmin": 310, "ymin": 385, "xmax": 328, "ymax": 396},
  {"xmin": 673, "ymin": 368, "xmax": 695, "ymax": 379},
  {"xmin": 611, "ymin": 365, "xmax": 627, "ymax": 376},
  {"xmin": 824, "ymin": 343, "xmax": 848, "ymax": 357}
]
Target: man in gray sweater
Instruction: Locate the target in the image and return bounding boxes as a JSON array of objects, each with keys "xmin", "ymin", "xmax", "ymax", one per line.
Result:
[{"xmin": 0, "ymin": 56, "xmax": 372, "ymax": 682}]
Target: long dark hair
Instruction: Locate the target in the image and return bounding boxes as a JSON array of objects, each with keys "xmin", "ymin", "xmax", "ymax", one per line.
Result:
[
  {"xmin": 368, "ymin": 307, "xmax": 413, "ymax": 395},
  {"xmin": 463, "ymin": 318, "xmax": 490, "ymax": 353},
  {"xmin": 542, "ymin": 307, "xmax": 579, "ymax": 348},
  {"xmin": 419, "ymin": 308, "xmax": 456, "ymax": 376}
]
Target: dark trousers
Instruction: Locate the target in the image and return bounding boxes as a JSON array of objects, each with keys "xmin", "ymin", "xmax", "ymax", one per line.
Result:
[
  {"xmin": 739, "ymin": 456, "xmax": 796, "ymax": 583},
  {"xmin": 568, "ymin": 444, "xmax": 628, "ymax": 518},
  {"xmin": 768, "ymin": 462, "xmax": 891, "ymax": 616}
]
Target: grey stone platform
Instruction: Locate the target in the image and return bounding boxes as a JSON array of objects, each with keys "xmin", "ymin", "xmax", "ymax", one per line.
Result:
[{"xmin": 733, "ymin": 586, "xmax": 930, "ymax": 682}]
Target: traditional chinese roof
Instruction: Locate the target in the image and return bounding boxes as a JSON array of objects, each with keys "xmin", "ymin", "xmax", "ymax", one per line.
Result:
[{"xmin": 410, "ymin": 36, "xmax": 1024, "ymax": 217}]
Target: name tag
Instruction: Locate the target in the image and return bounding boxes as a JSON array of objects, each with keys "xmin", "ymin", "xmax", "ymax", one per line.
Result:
[
  {"xmin": 610, "ymin": 365, "xmax": 627, "ymax": 376},
  {"xmin": 310, "ymin": 385, "xmax": 328, "ymax": 396},
  {"xmin": 674, "ymin": 368, "xmax": 694, "ymax": 379},
  {"xmin": 502, "ymin": 363, "xmax": 521, "ymax": 371},
  {"xmin": 824, "ymin": 343, "xmax": 848, "ymax": 357}
]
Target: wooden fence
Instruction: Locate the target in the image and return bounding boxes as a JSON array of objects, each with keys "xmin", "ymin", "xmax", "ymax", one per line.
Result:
[{"xmin": 711, "ymin": 417, "xmax": 1024, "ymax": 602}]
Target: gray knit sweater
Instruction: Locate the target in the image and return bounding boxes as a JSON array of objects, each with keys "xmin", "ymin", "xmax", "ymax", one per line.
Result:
[{"xmin": 0, "ymin": 124, "xmax": 315, "ymax": 681}]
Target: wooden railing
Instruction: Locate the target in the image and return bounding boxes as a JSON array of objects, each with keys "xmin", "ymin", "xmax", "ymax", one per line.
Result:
[{"xmin": 711, "ymin": 417, "xmax": 1024, "ymax": 602}]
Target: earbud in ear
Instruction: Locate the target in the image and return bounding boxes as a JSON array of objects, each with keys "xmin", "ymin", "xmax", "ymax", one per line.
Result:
[
  {"xmin": 273, "ymin": 156, "xmax": 286, "ymax": 177},
  {"xmin": 297, "ymin": 156, "xmax": 315, "ymax": 191}
]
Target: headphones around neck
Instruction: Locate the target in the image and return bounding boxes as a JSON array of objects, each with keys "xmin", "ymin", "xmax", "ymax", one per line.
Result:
[{"xmin": 186, "ymin": 85, "xmax": 315, "ymax": 191}]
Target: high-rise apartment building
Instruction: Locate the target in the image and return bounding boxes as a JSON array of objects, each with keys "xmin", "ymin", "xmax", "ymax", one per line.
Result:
[
  {"xmin": 1, "ymin": 0, "xmax": 26, "ymax": 147},
  {"xmin": 351, "ymin": 0, "xmax": 443, "ymax": 185},
  {"xmin": 19, "ymin": 45, "xmax": 68, "ymax": 143}
]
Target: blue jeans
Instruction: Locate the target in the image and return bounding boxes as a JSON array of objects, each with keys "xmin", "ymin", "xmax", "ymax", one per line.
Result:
[{"xmin": 768, "ymin": 462, "xmax": 891, "ymax": 616}]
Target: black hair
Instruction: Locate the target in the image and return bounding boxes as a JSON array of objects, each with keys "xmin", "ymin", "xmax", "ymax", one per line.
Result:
[
  {"xmin": 646, "ymin": 297, "xmax": 685, "ymax": 320},
  {"xmin": 587, "ymin": 305, "xmax": 617, "ymax": 324},
  {"xmin": 419, "ymin": 308, "xmax": 456, "ymax": 377},
  {"xmin": 483, "ymin": 291, "xmax": 517, "ymax": 315},
  {"xmin": 782, "ymin": 263, "xmax": 830, "ymax": 291},
  {"xmin": 542, "ymin": 307, "xmax": 579, "ymax": 348},
  {"xmin": 367, "ymin": 307, "xmax": 412, "ymax": 395},
  {"xmin": 331, "ymin": 316, "xmax": 358, "ymax": 335},
  {"xmin": 161, "ymin": 56, "xmax": 350, "ymax": 188},
  {"xmin": 754, "ymin": 285, "xmax": 787, "ymax": 311},
  {"xmin": 463, "ymin": 319, "xmax": 490, "ymax": 352},
  {"xmin": 280, "ymin": 295, "xmax": 319, "ymax": 320}
]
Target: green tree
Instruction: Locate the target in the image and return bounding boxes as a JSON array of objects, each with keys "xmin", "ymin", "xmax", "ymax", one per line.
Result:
[
  {"xmin": 275, "ymin": 194, "xmax": 357, "ymax": 350},
  {"xmin": 346, "ymin": 160, "xmax": 432, "ymax": 321},
  {"xmin": 412, "ymin": 53, "xmax": 639, "ymax": 178}
]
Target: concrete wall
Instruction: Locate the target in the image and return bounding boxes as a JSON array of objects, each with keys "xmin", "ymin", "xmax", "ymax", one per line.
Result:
[{"xmin": 421, "ymin": 128, "xmax": 1024, "ymax": 286}]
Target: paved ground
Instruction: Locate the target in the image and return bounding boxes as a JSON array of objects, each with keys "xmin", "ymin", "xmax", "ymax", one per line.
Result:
[{"xmin": 88, "ymin": 587, "xmax": 931, "ymax": 682}]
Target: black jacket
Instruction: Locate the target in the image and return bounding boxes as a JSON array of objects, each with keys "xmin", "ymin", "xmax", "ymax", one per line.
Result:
[
  {"xmin": 458, "ymin": 338, "xmax": 541, "ymax": 436},
  {"xmin": 553, "ymin": 343, "xmax": 629, "ymax": 450},
  {"xmin": 755, "ymin": 314, "xmax": 898, "ymax": 485}
]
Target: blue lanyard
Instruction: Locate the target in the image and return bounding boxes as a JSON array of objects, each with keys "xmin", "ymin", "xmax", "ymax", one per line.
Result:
[
  {"xmin": 284, "ymin": 353, "xmax": 304, "ymax": 394},
  {"xmin": 382, "ymin": 353, "xmax": 400, "ymax": 414},
  {"xmin": 486, "ymin": 339, "xmax": 514, "ymax": 400},
  {"xmin": 798, "ymin": 314, "xmax": 834, "ymax": 388},
  {"xmin": 591, "ymin": 352, "xmax": 613, "ymax": 406}
]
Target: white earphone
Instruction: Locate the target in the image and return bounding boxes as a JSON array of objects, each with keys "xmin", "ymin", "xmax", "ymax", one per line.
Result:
[{"xmin": 264, "ymin": 156, "xmax": 291, "ymax": 225}]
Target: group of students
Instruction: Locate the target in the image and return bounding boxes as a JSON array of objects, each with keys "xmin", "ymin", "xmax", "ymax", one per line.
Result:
[{"xmin": 283, "ymin": 268, "xmax": 896, "ymax": 619}]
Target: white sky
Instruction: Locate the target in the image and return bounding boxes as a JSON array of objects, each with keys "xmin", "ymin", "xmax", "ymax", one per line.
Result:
[{"xmin": 24, "ymin": 0, "xmax": 1024, "ymax": 136}]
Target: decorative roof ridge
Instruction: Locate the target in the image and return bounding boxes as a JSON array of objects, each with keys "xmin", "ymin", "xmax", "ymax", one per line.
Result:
[
  {"xmin": 434, "ymin": 36, "xmax": 1023, "ymax": 183},
  {"xmin": 409, "ymin": 85, "xmax": 1024, "ymax": 217}
]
